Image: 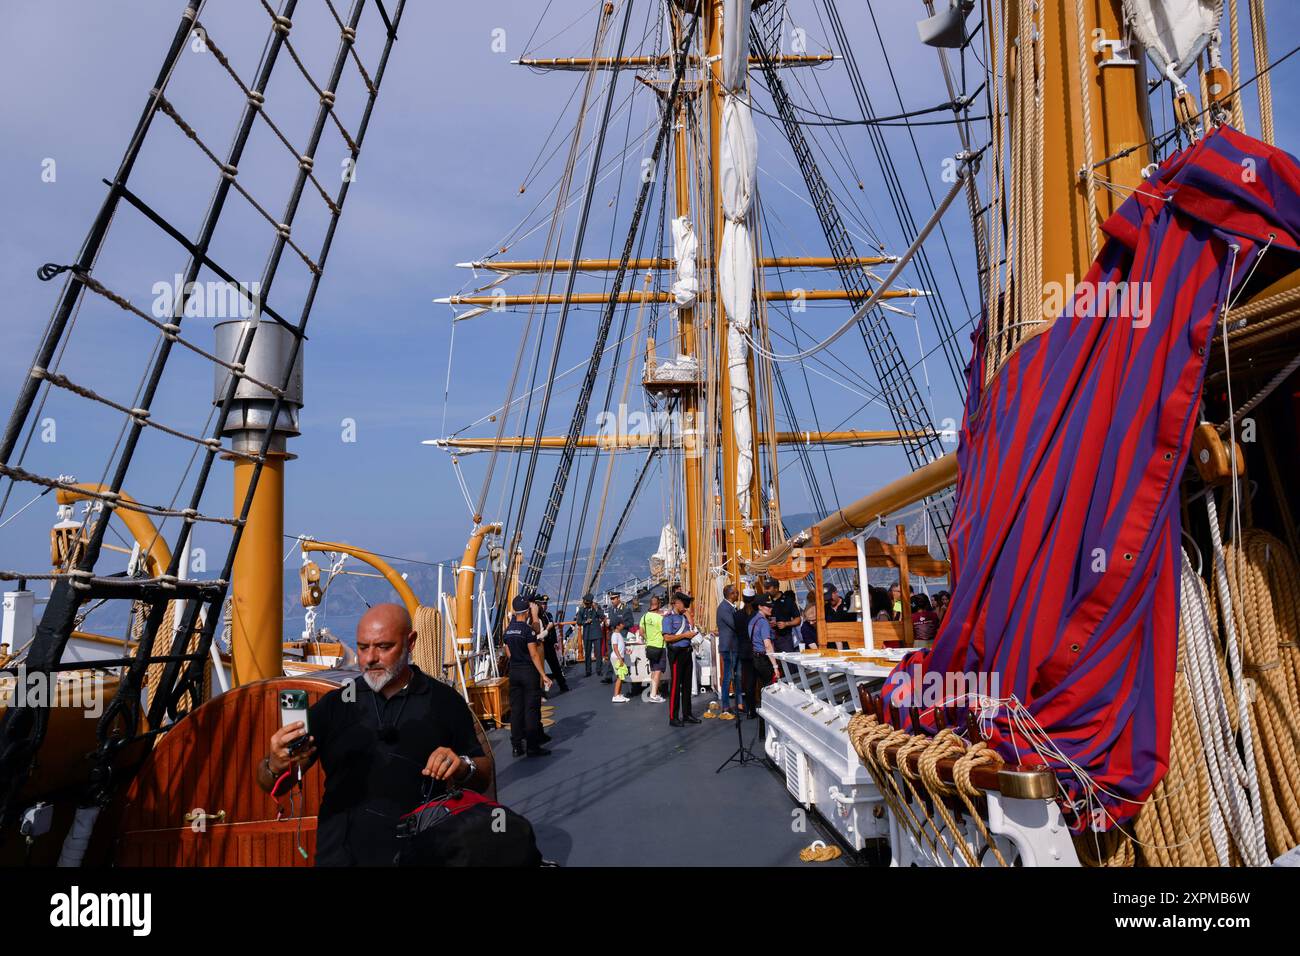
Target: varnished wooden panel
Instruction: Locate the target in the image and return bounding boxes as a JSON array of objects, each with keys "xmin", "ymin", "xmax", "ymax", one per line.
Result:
[{"xmin": 116, "ymin": 673, "xmax": 497, "ymax": 865}]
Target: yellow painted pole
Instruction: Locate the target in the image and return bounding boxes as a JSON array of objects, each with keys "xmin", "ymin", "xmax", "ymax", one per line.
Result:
[
  {"xmin": 1037, "ymin": 0, "xmax": 1150, "ymax": 294},
  {"xmin": 455, "ymin": 523, "xmax": 501, "ymax": 642},
  {"xmin": 750, "ymin": 0, "xmax": 1154, "ymax": 574},
  {"xmin": 460, "ymin": 255, "xmax": 897, "ymax": 272},
  {"xmin": 706, "ymin": 0, "xmax": 762, "ymax": 593},
  {"xmin": 300, "ymin": 539, "xmax": 419, "ymax": 618},
  {"xmin": 438, "ymin": 288, "xmax": 924, "ymax": 306},
  {"xmin": 748, "ymin": 453, "xmax": 960, "ymax": 571},
  {"xmin": 669, "ymin": 9, "xmax": 708, "ymax": 611},
  {"xmin": 229, "ymin": 453, "xmax": 285, "ymax": 685},
  {"xmin": 428, "ymin": 429, "xmax": 928, "ymax": 451}
]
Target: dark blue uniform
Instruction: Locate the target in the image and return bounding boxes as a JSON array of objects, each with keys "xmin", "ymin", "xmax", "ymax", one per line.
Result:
[
  {"xmin": 539, "ymin": 608, "xmax": 568, "ymax": 692},
  {"xmin": 771, "ymin": 590, "xmax": 801, "ymax": 653},
  {"xmin": 505, "ymin": 618, "xmax": 544, "ymax": 750}
]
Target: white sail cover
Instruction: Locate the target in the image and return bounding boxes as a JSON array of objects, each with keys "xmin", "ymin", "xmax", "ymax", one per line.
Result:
[
  {"xmin": 721, "ymin": 0, "xmax": 752, "ymax": 93},
  {"xmin": 1123, "ymin": 0, "xmax": 1222, "ymax": 78},
  {"xmin": 651, "ymin": 523, "xmax": 684, "ymax": 577},
  {"xmin": 670, "ymin": 216, "xmax": 699, "ymax": 306},
  {"xmin": 652, "ymin": 354, "xmax": 701, "ymax": 383},
  {"xmin": 720, "ymin": 97, "xmax": 758, "ymax": 220},
  {"xmin": 727, "ymin": 324, "xmax": 754, "ymax": 520},
  {"xmin": 718, "ymin": 219, "xmax": 754, "ymax": 328}
]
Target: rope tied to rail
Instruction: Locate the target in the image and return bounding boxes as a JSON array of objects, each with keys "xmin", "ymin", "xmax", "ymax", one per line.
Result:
[{"xmin": 952, "ymin": 743, "xmax": 1009, "ymax": 866}]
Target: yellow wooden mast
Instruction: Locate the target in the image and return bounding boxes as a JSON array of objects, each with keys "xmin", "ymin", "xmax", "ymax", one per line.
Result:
[
  {"xmin": 669, "ymin": 8, "xmax": 709, "ymax": 608},
  {"xmin": 706, "ymin": 0, "xmax": 763, "ymax": 599}
]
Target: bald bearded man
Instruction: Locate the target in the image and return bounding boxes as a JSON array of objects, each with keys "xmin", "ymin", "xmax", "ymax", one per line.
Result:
[{"xmin": 258, "ymin": 603, "xmax": 493, "ymax": 866}]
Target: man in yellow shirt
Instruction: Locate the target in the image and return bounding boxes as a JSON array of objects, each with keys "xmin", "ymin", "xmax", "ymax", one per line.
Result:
[{"xmin": 639, "ymin": 594, "xmax": 666, "ymax": 703}]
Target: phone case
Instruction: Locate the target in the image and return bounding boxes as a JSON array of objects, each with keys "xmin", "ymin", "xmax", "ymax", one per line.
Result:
[{"xmin": 279, "ymin": 689, "xmax": 309, "ymax": 738}]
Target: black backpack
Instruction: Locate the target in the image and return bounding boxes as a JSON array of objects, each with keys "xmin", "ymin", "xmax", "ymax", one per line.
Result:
[{"xmin": 394, "ymin": 787, "xmax": 543, "ymax": 867}]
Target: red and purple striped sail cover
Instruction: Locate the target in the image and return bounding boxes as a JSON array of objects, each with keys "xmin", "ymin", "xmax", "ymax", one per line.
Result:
[{"xmin": 884, "ymin": 127, "xmax": 1300, "ymax": 831}]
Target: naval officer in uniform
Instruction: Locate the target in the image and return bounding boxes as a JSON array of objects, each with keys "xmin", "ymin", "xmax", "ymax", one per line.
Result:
[
  {"xmin": 537, "ymin": 593, "xmax": 568, "ymax": 694},
  {"xmin": 504, "ymin": 594, "xmax": 553, "ymax": 758}
]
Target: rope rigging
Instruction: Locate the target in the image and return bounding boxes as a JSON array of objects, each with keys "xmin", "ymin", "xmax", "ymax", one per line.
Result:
[
  {"xmin": 515, "ymin": 12, "xmax": 700, "ymax": 596},
  {"xmin": 749, "ymin": 26, "xmax": 965, "ymax": 548},
  {"xmin": 0, "ymin": 0, "xmax": 409, "ymax": 829}
]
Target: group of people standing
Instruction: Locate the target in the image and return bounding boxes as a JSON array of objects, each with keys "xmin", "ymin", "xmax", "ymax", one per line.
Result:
[
  {"xmin": 505, "ymin": 578, "xmax": 953, "ymax": 752},
  {"xmin": 574, "ymin": 591, "xmax": 636, "ymax": 702},
  {"xmin": 502, "ymin": 587, "xmax": 704, "ymax": 753},
  {"xmin": 715, "ymin": 580, "xmax": 800, "ymax": 728},
  {"xmin": 605, "ymin": 587, "xmax": 702, "ymax": 728}
]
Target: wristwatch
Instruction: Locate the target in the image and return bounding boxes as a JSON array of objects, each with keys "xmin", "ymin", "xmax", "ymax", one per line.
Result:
[{"xmin": 457, "ymin": 755, "xmax": 477, "ymax": 781}]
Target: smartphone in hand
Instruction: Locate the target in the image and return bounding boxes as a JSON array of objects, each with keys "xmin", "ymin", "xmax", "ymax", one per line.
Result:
[{"xmin": 279, "ymin": 689, "xmax": 310, "ymax": 748}]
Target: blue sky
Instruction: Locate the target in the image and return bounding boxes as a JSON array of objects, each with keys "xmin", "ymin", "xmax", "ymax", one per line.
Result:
[{"xmin": 1, "ymin": 1, "xmax": 1295, "ymax": 602}]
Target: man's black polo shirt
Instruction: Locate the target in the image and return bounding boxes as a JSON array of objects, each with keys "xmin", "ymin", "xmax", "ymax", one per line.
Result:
[
  {"xmin": 306, "ymin": 665, "xmax": 484, "ymax": 866},
  {"xmin": 771, "ymin": 590, "xmax": 801, "ymax": 653}
]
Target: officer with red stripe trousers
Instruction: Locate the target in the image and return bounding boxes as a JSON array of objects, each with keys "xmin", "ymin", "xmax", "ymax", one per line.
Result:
[{"xmin": 660, "ymin": 592, "xmax": 701, "ymax": 727}]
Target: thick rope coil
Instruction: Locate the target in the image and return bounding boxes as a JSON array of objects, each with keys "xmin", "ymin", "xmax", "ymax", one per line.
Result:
[
  {"xmin": 799, "ymin": 841, "xmax": 843, "ymax": 863},
  {"xmin": 1189, "ymin": 534, "xmax": 1263, "ymax": 862},
  {"xmin": 412, "ymin": 605, "xmax": 446, "ymax": 684},
  {"xmin": 952, "ymin": 743, "xmax": 1009, "ymax": 867},
  {"xmin": 1074, "ymin": 828, "xmax": 1135, "ymax": 867},
  {"xmin": 849, "ymin": 713, "xmax": 935, "ymax": 854},
  {"xmin": 1206, "ymin": 489, "xmax": 1271, "ymax": 864},
  {"xmin": 850, "ymin": 711, "xmax": 1010, "ymax": 866},
  {"xmin": 1133, "ymin": 593, "xmax": 1219, "ymax": 866},
  {"xmin": 1225, "ymin": 528, "xmax": 1300, "ymax": 856},
  {"xmin": 917, "ymin": 729, "xmax": 980, "ymax": 866},
  {"xmin": 879, "ymin": 727, "xmax": 954, "ymax": 864},
  {"xmin": 138, "ymin": 603, "xmax": 210, "ymax": 716}
]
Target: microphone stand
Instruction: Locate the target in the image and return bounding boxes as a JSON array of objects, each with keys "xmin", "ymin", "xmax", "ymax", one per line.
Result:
[{"xmin": 715, "ymin": 702, "xmax": 760, "ymax": 772}]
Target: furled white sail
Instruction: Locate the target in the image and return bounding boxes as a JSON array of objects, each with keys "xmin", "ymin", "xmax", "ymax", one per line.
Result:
[
  {"xmin": 1123, "ymin": 0, "xmax": 1223, "ymax": 80},
  {"xmin": 719, "ymin": 8, "xmax": 757, "ymax": 522},
  {"xmin": 718, "ymin": 220, "xmax": 754, "ymax": 323},
  {"xmin": 727, "ymin": 324, "xmax": 754, "ymax": 520},
  {"xmin": 670, "ymin": 215, "xmax": 699, "ymax": 306}
]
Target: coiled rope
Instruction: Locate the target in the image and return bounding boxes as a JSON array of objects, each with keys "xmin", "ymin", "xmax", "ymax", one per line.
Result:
[
  {"xmin": 412, "ymin": 604, "xmax": 449, "ymax": 685},
  {"xmin": 848, "ymin": 711, "xmax": 1008, "ymax": 866},
  {"xmin": 1225, "ymin": 527, "xmax": 1300, "ymax": 856}
]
